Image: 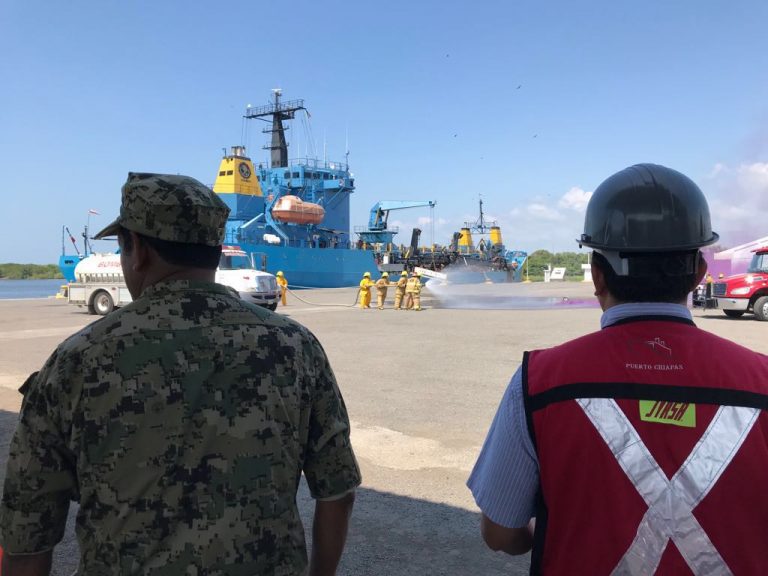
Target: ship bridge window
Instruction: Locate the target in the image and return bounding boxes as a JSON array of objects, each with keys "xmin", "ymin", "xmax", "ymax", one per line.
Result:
[
  {"xmin": 219, "ymin": 171, "xmax": 226, "ymax": 176},
  {"xmin": 284, "ymin": 171, "xmax": 290, "ymax": 179},
  {"xmin": 292, "ymin": 171, "xmax": 300, "ymax": 178},
  {"xmin": 226, "ymin": 170, "xmax": 233, "ymax": 176},
  {"xmin": 323, "ymin": 173, "xmax": 329, "ymax": 180}
]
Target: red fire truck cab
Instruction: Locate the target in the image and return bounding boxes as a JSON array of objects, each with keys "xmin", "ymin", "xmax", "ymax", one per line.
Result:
[{"xmin": 713, "ymin": 246, "xmax": 768, "ymax": 321}]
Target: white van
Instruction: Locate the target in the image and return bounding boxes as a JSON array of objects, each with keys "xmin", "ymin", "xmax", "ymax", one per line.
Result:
[{"xmin": 67, "ymin": 245, "xmax": 280, "ymax": 315}]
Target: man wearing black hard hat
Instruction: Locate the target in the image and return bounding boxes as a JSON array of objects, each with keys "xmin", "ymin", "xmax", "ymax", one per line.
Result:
[{"xmin": 468, "ymin": 164, "xmax": 768, "ymax": 574}]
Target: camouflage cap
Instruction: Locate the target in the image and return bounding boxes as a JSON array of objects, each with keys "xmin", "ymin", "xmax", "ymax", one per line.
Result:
[{"xmin": 94, "ymin": 173, "xmax": 230, "ymax": 246}]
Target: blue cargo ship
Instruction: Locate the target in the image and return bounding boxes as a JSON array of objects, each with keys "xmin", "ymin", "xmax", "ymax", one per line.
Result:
[
  {"xmin": 60, "ymin": 90, "xmax": 526, "ymax": 287},
  {"xmin": 212, "ymin": 89, "xmax": 376, "ymax": 287},
  {"xmin": 59, "ymin": 90, "xmax": 376, "ymax": 287}
]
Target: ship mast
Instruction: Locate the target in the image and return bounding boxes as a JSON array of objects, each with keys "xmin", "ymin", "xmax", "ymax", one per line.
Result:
[
  {"xmin": 244, "ymin": 88, "xmax": 306, "ymax": 168},
  {"xmin": 465, "ymin": 196, "xmax": 495, "ymax": 234}
]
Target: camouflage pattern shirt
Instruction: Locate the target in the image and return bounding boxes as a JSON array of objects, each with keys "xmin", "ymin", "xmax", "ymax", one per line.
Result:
[{"xmin": 0, "ymin": 280, "xmax": 361, "ymax": 575}]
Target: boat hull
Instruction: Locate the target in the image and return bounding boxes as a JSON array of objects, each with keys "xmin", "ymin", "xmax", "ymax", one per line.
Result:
[{"xmin": 241, "ymin": 243, "xmax": 378, "ymax": 288}]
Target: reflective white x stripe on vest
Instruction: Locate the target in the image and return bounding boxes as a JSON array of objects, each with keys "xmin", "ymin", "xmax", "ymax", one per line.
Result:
[{"xmin": 577, "ymin": 398, "xmax": 760, "ymax": 576}]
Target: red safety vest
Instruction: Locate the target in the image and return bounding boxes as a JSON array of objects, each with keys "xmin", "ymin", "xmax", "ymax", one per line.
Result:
[{"xmin": 524, "ymin": 316, "xmax": 768, "ymax": 576}]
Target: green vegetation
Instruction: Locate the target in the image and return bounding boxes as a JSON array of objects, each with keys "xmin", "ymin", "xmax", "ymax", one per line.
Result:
[
  {"xmin": 0, "ymin": 263, "xmax": 64, "ymax": 280},
  {"xmin": 523, "ymin": 250, "xmax": 589, "ymax": 282}
]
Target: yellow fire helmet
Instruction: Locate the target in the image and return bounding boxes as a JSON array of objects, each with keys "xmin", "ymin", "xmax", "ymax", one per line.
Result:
[
  {"xmin": 401, "ymin": 271, "xmax": 408, "ymax": 276},
  {"xmin": 363, "ymin": 271, "xmax": 371, "ymax": 277},
  {"xmin": 276, "ymin": 271, "xmax": 284, "ymax": 277}
]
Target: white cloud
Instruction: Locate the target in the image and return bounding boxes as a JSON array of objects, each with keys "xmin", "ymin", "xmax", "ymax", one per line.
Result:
[
  {"xmin": 706, "ymin": 162, "xmax": 768, "ymax": 245},
  {"xmin": 708, "ymin": 163, "xmax": 728, "ymax": 178},
  {"xmin": 527, "ymin": 202, "xmax": 565, "ymax": 221},
  {"xmin": 558, "ymin": 186, "xmax": 592, "ymax": 212}
]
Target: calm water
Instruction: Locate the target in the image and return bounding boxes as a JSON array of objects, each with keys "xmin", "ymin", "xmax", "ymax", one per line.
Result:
[{"xmin": 0, "ymin": 279, "xmax": 64, "ymax": 299}]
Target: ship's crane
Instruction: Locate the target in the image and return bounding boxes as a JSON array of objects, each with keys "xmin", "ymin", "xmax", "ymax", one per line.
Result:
[
  {"xmin": 356, "ymin": 200, "xmax": 436, "ymax": 246},
  {"xmin": 367, "ymin": 200, "xmax": 436, "ymax": 231}
]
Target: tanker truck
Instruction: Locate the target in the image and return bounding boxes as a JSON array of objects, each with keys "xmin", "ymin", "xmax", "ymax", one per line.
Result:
[
  {"xmin": 67, "ymin": 253, "xmax": 131, "ymax": 314},
  {"xmin": 712, "ymin": 246, "xmax": 768, "ymax": 321},
  {"xmin": 68, "ymin": 246, "xmax": 279, "ymax": 315}
]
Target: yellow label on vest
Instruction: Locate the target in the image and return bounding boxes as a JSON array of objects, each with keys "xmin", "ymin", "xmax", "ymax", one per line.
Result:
[{"xmin": 639, "ymin": 400, "xmax": 696, "ymax": 428}]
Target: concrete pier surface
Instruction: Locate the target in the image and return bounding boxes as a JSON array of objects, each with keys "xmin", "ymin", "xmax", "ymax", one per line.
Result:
[{"xmin": 1, "ymin": 283, "xmax": 766, "ymax": 574}]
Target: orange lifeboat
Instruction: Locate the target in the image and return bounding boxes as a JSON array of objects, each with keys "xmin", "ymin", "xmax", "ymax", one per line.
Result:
[{"xmin": 271, "ymin": 195, "xmax": 325, "ymax": 225}]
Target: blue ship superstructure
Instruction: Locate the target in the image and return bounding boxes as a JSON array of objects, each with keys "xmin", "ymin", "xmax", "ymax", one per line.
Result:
[{"xmin": 214, "ymin": 90, "xmax": 375, "ymax": 288}]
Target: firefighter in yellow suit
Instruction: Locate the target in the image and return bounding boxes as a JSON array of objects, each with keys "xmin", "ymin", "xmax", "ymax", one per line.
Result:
[
  {"xmin": 393, "ymin": 271, "xmax": 408, "ymax": 310},
  {"xmin": 405, "ymin": 271, "xmax": 422, "ymax": 310},
  {"xmin": 359, "ymin": 271, "xmax": 375, "ymax": 309},
  {"xmin": 375, "ymin": 272, "xmax": 390, "ymax": 309},
  {"xmin": 276, "ymin": 271, "xmax": 288, "ymax": 306}
]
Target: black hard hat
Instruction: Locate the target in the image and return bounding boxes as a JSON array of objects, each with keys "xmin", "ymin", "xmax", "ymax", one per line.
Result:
[{"xmin": 578, "ymin": 164, "xmax": 719, "ymax": 253}]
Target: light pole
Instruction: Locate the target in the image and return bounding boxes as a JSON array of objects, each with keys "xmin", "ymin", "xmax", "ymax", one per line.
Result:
[{"xmin": 85, "ymin": 209, "xmax": 99, "ymax": 255}]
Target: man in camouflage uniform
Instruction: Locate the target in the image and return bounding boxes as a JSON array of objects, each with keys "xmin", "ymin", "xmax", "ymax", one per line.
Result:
[{"xmin": 0, "ymin": 173, "xmax": 361, "ymax": 575}]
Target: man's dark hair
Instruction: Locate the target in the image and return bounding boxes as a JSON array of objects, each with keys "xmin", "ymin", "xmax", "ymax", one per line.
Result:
[
  {"xmin": 592, "ymin": 251, "xmax": 699, "ymax": 303},
  {"xmin": 118, "ymin": 227, "xmax": 221, "ymax": 270}
]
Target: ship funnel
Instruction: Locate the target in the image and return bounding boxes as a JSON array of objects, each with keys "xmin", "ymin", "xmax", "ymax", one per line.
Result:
[
  {"xmin": 490, "ymin": 226, "xmax": 503, "ymax": 247},
  {"xmin": 458, "ymin": 227, "xmax": 473, "ymax": 254},
  {"xmin": 213, "ymin": 147, "xmax": 261, "ymax": 197}
]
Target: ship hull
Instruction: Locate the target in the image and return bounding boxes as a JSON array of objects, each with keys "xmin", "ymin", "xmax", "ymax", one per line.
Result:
[{"xmin": 241, "ymin": 243, "xmax": 378, "ymax": 288}]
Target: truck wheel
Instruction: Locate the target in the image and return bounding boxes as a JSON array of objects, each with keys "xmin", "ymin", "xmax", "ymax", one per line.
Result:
[
  {"xmin": 92, "ymin": 291, "xmax": 115, "ymax": 316},
  {"xmin": 754, "ymin": 296, "xmax": 768, "ymax": 321},
  {"xmin": 723, "ymin": 310, "xmax": 745, "ymax": 318}
]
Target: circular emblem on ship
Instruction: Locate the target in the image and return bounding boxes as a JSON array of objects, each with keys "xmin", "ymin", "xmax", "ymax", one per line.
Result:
[{"xmin": 238, "ymin": 162, "xmax": 251, "ymax": 179}]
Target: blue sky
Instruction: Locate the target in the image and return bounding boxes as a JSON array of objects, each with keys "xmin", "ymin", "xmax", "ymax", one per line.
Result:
[{"xmin": 2, "ymin": 0, "xmax": 767, "ymax": 263}]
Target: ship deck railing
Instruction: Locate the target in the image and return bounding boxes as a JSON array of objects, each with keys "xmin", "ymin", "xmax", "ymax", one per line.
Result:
[
  {"xmin": 227, "ymin": 236, "xmax": 359, "ymax": 251},
  {"xmin": 285, "ymin": 157, "xmax": 350, "ymax": 172},
  {"xmin": 245, "ymin": 99, "xmax": 305, "ymax": 118}
]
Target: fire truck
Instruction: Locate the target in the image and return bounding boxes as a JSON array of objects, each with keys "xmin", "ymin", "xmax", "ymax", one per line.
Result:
[
  {"xmin": 712, "ymin": 246, "xmax": 768, "ymax": 321},
  {"xmin": 67, "ymin": 246, "xmax": 279, "ymax": 315}
]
